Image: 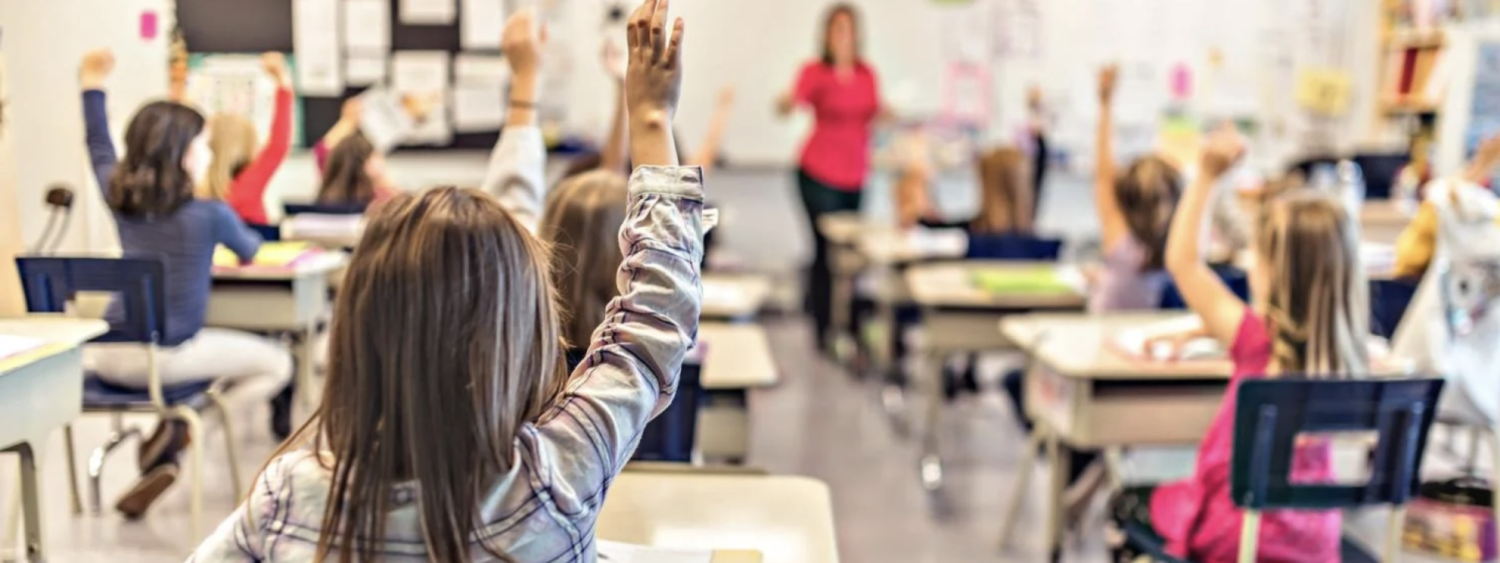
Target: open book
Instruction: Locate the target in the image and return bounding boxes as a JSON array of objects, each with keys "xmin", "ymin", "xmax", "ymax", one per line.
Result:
[
  {"xmin": 213, "ymin": 241, "xmax": 319, "ymax": 270},
  {"xmin": 1112, "ymin": 315, "xmax": 1225, "ymax": 362},
  {"xmin": 0, "ymin": 334, "xmax": 45, "ymax": 363}
]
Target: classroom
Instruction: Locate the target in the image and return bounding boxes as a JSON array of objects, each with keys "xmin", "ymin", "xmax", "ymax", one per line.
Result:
[{"xmin": 3, "ymin": 0, "xmax": 1500, "ymax": 561}]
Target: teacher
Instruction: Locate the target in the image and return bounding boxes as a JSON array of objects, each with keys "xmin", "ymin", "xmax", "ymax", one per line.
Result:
[{"xmin": 778, "ymin": 3, "xmax": 882, "ymax": 354}]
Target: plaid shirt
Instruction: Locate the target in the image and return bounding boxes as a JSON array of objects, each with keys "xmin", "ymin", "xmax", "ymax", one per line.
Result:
[{"xmin": 187, "ymin": 165, "xmax": 705, "ymax": 562}]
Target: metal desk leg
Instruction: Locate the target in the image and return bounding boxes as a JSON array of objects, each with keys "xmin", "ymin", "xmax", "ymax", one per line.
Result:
[
  {"xmin": 998, "ymin": 428, "xmax": 1044, "ymax": 549},
  {"xmin": 918, "ymin": 345, "xmax": 945, "ymax": 492},
  {"xmin": 299, "ymin": 320, "xmax": 318, "ymax": 410},
  {"xmin": 9, "ymin": 443, "xmax": 43, "ymax": 562},
  {"xmin": 1045, "ymin": 431, "xmax": 1068, "ymax": 562}
]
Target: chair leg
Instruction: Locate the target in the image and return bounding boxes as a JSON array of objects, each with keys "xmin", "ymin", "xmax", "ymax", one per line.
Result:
[
  {"xmin": 1238, "ymin": 510, "xmax": 1261, "ymax": 563},
  {"xmin": 207, "ymin": 392, "xmax": 243, "ymax": 496},
  {"xmin": 998, "ymin": 428, "xmax": 1044, "ymax": 549},
  {"xmin": 87, "ymin": 427, "xmax": 142, "ymax": 515},
  {"xmin": 1385, "ymin": 507, "xmax": 1405, "ymax": 563},
  {"xmin": 176, "ymin": 408, "xmax": 205, "ymax": 540},
  {"xmin": 1488, "ymin": 429, "xmax": 1500, "ymax": 563},
  {"xmin": 64, "ymin": 424, "xmax": 83, "ymax": 515}
]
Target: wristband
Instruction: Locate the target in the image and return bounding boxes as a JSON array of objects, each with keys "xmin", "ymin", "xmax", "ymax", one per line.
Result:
[{"xmin": 509, "ymin": 99, "xmax": 536, "ymax": 109}]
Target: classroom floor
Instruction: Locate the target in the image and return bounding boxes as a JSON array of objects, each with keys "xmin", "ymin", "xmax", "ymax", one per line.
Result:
[{"xmin": 0, "ymin": 172, "xmax": 1480, "ymax": 562}]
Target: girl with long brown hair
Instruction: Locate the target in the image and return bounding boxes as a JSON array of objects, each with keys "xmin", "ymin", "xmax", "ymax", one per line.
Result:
[
  {"xmin": 1107, "ymin": 130, "xmax": 1367, "ymax": 563},
  {"xmin": 191, "ymin": 2, "xmax": 703, "ymax": 560},
  {"xmin": 540, "ymin": 169, "xmax": 629, "ymax": 355},
  {"xmin": 315, "ymin": 132, "xmax": 397, "ymax": 207}
]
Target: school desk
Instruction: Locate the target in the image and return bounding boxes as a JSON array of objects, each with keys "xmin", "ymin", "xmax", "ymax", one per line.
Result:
[
  {"xmin": 694, "ymin": 322, "xmax": 778, "ymax": 462},
  {"xmin": 701, "ymin": 273, "xmax": 772, "ymax": 320},
  {"xmin": 207, "ymin": 251, "xmax": 348, "ymax": 408},
  {"xmin": 1361, "ymin": 200, "xmax": 1413, "ymax": 245},
  {"xmin": 996, "ymin": 312, "xmax": 1233, "ymax": 559},
  {"xmin": 817, "ymin": 212, "xmax": 871, "ymax": 364},
  {"xmin": 598, "ymin": 472, "xmax": 840, "ymax": 563},
  {"xmin": 901, "ymin": 262, "xmax": 1087, "ymax": 492},
  {"xmin": 0, "ymin": 317, "xmax": 108, "ymax": 562}
]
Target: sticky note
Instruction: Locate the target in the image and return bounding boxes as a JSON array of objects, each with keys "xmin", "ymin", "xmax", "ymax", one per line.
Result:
[
  {"xmin": 140, "ymin": 11, "xmax": 158, "ymax": 40},
  {"xmin": 1295, "ymin": 68, "xmax": 1353, "ymax": 116}
]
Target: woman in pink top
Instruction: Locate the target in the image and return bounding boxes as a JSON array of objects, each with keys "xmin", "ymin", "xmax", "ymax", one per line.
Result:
[
  {"xmin": 1107, "ymin": 130, "xmax": 1370, "ymax": 563},
  {"xmin": 777, "ymin": 3, "xmax": 884, "ymax": 352}
]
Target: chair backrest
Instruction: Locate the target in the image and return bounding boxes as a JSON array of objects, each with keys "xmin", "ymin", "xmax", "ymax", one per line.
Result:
[
  {"xmin": 284, "ymin": 202, "xmax": 367, "ymax": 217},
  {"xmin": 14, "ymin": 256, "xmax": 167, "ymax": 344},
  {"xmin": 1352, "ymin": 152, "xmax": 1410, "ymax": 201},
  {"xmin": 1371, "ymin": 278, "xmax": 1421, "ymax": 339},
  {"xmin": 1231, "ymin": 378, "xmax": 1444, "ymax": 511},
  {"xmin": 1161, "ymin": 266, "xmax": 1250, "ymax": 310},
  {"xmin": 246, "ymin": 223, "xmax": 282, "ymax": 242},
  {"xmin": 964, "ymin": 234, "xmax": 1064, "ymax": 261},
  {"xmin": 565, "ymin": 349, "xmax": 704, "ymax": 463}
]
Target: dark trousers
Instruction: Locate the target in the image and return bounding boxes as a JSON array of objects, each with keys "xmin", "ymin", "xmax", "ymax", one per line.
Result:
[
  {"xmin": 798, "ymin": 169, "xmax": 863, "ymax": 350},
  {"xmin": 1033, "ymin": 133, "xmax": 1049, "ymax": 217}
]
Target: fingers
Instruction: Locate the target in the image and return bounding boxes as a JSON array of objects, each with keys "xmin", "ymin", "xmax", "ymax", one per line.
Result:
[
  {"xmin": 662, "ymin": 18, "xmax": 684, "ymax": 68},
  {"xmin": 627, "ymin": 0, "xmax": 648, "ymax": 56},
  {"xmin": 648, "ymin": 0, "xmax": 667, "ymax": 62}
]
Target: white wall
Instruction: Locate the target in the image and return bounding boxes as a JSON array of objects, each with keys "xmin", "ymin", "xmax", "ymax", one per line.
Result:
[{"xmin": 0, "ymin": 0, "xmax": 171, "ymax": 255}]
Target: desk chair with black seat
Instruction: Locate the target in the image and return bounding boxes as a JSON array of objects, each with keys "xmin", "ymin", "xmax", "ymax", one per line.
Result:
[
  {"xmin": 1114, "ymin": 377, "xmax": 1445, "ymax": 563},
  {"xmin": 1161, "ymin": 266, "xmax": 1250, "ymax": 310},
  {"xmin": 14, "ymin": 257, "xmax": 243, "ymax": 536}
]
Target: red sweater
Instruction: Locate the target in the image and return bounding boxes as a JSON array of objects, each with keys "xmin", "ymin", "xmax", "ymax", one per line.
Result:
[{"xmin": 227, "ymin": 87, "xmax": 293, "ymax": 225}]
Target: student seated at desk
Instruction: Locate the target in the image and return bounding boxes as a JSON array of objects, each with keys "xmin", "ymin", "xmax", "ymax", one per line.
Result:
[
  {"xmin": 1393, "ymin": 134, "xmax": 1500, "ymax": 280},
  {"xmin": 190, "ymin": 5, "xmax": 704, "ymax": 560},
  {"xmin": 201, "ymin": 53, "xmax": 294, "ymax": 226},
  {"xmin": 315, "ymin": 133, "xmax": 398, "ymax": 208},
  {"xmin": 1107, "ymin": 130, "xmax": 1367, "ymax": 563},
  {"xmin": 77, "ymin": 49, "xmax": 294, "ymax": 518}
]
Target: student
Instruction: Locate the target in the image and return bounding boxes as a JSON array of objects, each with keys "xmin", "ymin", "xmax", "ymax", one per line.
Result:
[
  {"xmin": 202, "ymin": 52, "xmax": 294, "ymax": 225},
  {"xmin": 189, "ymin": 3, "xmax": 703, "ymax": 560},
  {"xmin": 970, "ymin": 147, "xmax": 1035, "ymax": 234},
  {"xmin": 1394, "ymin": 134, "xmax": 1500, "ymax": 279},
  {"xmin": 1108, "ymin": 130, "xmax": 1365, "ymax": 563},
  {"xmin": 77, "ymin": 49, "xmax": 294, "ymax": 518},
  {"xmin": 541, "ymin": 169, "xmax": 628, "ymax": 363},
  {"xmin": 314, "ymin": 132, "xmax": 398, "ymax": 207}
]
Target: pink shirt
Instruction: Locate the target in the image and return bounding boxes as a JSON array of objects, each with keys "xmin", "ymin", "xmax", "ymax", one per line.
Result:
[
  {"xmin": 794, "ymin": 61, "xmax": 879, "ymax": 190},
  {"xmin": 1150, "ymin": 310, "xmax": 1342, "ymax": 563}
]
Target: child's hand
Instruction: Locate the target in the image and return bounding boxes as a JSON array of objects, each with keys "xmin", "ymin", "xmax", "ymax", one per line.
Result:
[
  {"xmin": 1097, "ymin": 64, "xmax": 1118, "ymax": 106},
  {"xmin": 625, "ymin": 0, "xmax": 684, "ymax": 127},
  {"xmin": 502, "ymin": 8, "xmax": 546, "ymax": 79},
  {"xmin": 400, "ymin": 93, "xmax": 437, "ymax": 121},
  {"xmin": 716, "ymin": 85, "xmax": 736, "ymax": 110},
  {"xmin": 80, "ymin": 49, "xmax": 116, "ymax": 90},
  {"xmin": 261, "ymin": 52, "xmax": 291, "ymax": 87},
  {"xmin": 1200, "ymin": 125, "xmax": 1246, "ymax": 179},
  {"xmin": 1471, "ymin": 134, "xmax": 1500, "ymax": 175}
]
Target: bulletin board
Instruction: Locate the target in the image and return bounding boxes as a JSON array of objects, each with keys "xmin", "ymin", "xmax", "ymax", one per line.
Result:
[{"xmin": 175, "ymin": 0, "xmax": 510, "ymax": 151}]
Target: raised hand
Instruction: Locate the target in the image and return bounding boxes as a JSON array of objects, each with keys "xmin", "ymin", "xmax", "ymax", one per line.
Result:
[
  {"xmin": 1098, "ymin": 64, "xmax": 1118, "ymax": 106},
  {"xmin": 261, "ymin": 52, "xmax": 291, "ymax": 87},
  {"xmin": 502, "ymin": 8, "xmax": 546, "ymax": 79},
  {"xmin": 1200, "ymin": 124, "xmax": 1246, "ymax": 179},
  {"xmin": 625, "ymin": 0, "xmax": 684, "ymax": 125},
  {"xmin": 80, "ymin": 49, "xmax": 116, "ymax": 90},
  {"xmin": 716, "ymin": 85, "xmax": 736, "ymax": 110}
]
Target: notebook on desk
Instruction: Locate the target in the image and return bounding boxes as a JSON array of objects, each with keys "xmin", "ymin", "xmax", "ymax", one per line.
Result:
[
  {"xmin": 213, "ymin": 241, "xmax": 319, "ymax": 270},
  {"xmin": 969, "ymin": 266, "xmax": 1082, "ymax": 295},
  {"xmin": 598, "ymin": 540, "xmax": 761, "ymax": 563}
]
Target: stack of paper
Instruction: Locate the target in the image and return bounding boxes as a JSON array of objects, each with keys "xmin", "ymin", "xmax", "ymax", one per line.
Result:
[
  {"xmin": 0, "ymin": 334, "xmax": 46, "ymax": 362},
  {"xmin": 214, "ymin": 242, "xmax": 318, "ymax": 269},
  {"xmin": 285, "ymin": 213, "xmax": 366, "ymax": 241},
  {"xmin": 1112, "ymin": 315, "xmax": 1225, "ymax": 362}
]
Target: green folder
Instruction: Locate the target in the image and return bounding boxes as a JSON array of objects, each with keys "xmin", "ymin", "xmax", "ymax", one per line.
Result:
[{"xmin": 969, "ymin": 267, "xmax": 1072, "ymax": 295}]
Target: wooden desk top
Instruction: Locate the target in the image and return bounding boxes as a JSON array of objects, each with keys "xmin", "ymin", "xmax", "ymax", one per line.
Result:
[
  {"xmin": 1000, "ymin": 312, "xmax": 1233, "ymax": 381},
  {"xmin": 815, "ymin": 212, "xmax": 867, "ymax": 246},
  {"xmin": 1361, "ymin": 200, "xmax": 1414, "ymax": 227},
  {"xmin": 702, "ymin": 274, "xmax": 772, "ymax": 319},
  {"xmin": 598, "ymin": 472, "xmax": 840, "ymax": 563},
  {"xmin": 212, "ymin": 251, "xmax": 349, "ymax": 281},
  {"xmin": 696, "ymin": 322, "xmax": 778, "ymax": 389},
  {"xmin": 905, "ymin": 261, "xmax": 1087, "ymax": 310},
  {"xmin": 857, "ymin": 228, "xmax": 967, "ymax": 265},
  {"xmin": 0, "ymin": 317, "xmax": 108, "ymax": 375}
]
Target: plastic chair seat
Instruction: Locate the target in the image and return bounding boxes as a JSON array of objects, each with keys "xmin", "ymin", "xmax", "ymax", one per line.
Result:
[
  {"xmin": 1119, "ymin": 525, "xmax": 1377, "ymax": 563},
  {"xmin": 82, "ymin": 374, "xmax": 214, "ymax": 409}
]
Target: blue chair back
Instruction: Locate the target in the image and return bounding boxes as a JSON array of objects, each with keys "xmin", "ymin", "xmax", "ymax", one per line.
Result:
[
  {"xmin": 284, "ymin": 202, "xmax": 367, "ymax": 217},
  {"xmin": 1161, "ymin": 266, "xmax": 1250, "ymax": 310},
  {"xmin": 1231, "ymin": 377, "xmax": 1443, "ymax": 511},
  {"xmin": 246, "ymin": 223, "xmax": 282, "ymax": 242},
  {"xmin": 1353, "ymin": 152, "xmax": 1409, "ymax": 201},
  {"xmin": 1371, "ymin": 278, "xmax": 1420, "ymax": 339},
  {"xmin": 14, "ymin": 256, "xmax": 166, "ymax": 344},
  {"xmin": 566, "ymin": 349, "xmax": 703, "ymax": 463},
  {"xmin": 964, "ymin": 234, "xmax": 1064, "ymax": 261}
]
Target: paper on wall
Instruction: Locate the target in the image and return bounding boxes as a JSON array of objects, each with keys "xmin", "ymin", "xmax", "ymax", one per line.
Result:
[
  {"xmin": 451, "ymin": 83, "xmax": 505, "ymax": 132},
  {"xmin": 346, "ymin": 54, "xmax": 387, "ymax": 85},
  {"xmin": 460, "ymin": 0, "xmax": 506, "ymax": 50},
  {"xmin": 391, "ymin": 51, "xmax": 452, "ymax": 144},
  {"xmin": 343, "ymin": 0, "xmax": 391, "ymax": 52},
  {"xmin": 399, "ymin": 0, "xmax": 455, "ymax": 24},
  {"xmin": 293, "ymin": 0, "xmax": 343, "ymax": 95},
  {"xmin": 453, "ymin": 53, "xmax": 508, "ymax": 84}
]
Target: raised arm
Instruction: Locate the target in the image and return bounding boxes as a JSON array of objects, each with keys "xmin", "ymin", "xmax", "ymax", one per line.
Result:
[
  {"xmin": 479, "ymin": 9, "xmax": 549, "ymax": 233},
  {"xmin": 1094, "ymin": 65, "xmax": 1128, "ymax": 251},
  {"xmin": 777, "ymin": 63, "xmax": 815, "ymax": 118},
  {"xmin": 530, "ymin": 0, "xmax": 699, "ymax": 506},
  {"xmin": 228, "ymin": 53, "xmax": 294, "ymax": 223},
  {"xmin": 187, "ymin": 454, "xmax": 294, "ymax": 561},
  {"xmin": 314, "ymin": 98, "xmax": 363, "ymax": 172},
  {"xmin": 685, "ymin": 85, "xmax": 734, "ymax": 171},
  {"xmin": 79, "ymin": 49, "xmax": 118, "ymax": 198},
  {"xmin": 1165, "ymin": 128, "xmax": 1246, "ymax": 344}
]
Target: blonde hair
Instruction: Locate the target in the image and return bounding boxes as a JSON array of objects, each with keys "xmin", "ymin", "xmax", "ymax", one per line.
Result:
[
  {"xmin": 1116, "ymin": 156, "xmax": 1183, "ymax": 270},
  {"xmin": 970, "ymin": 147, "xmax": 1034, "ymax": 234},
  {"xmin": 202, "ymin": 114, "xmax": 259, "ymax": 201},
  {"xmin": 271, "ymin": 186, "xmax": 564, "ymax": 563},
  {"xmin": 1256, "ymin": 191, "xmax": 1370, "ymax": 377},
  {"xmin": 540, "ymin": 170, "xmax": 629, "ymax": 348}
]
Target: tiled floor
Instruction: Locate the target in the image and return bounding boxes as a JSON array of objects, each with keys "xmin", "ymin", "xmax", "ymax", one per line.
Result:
[{"xmin": 0, "ymin": 172, "xmax": 1483, "ymax": 562}]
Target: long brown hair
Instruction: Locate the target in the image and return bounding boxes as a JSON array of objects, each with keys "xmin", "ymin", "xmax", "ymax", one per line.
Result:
[
  {"xmin": 109, "ymin": 101, "xmax": 205, "ymax": 219},
  {"xmin": 819, "ymin": 3, "xmax": 861, "ymax": 66},
  {"xmin": 318, "ymin": 133, "xmax": 379, "ymax": 205},
  {"xmin": 540, "ymin": 170, "xmax": 629, "ymax": 348},
  {"xmin": 970, "ymin": 147, "xmax": 1035, "ymax": 234},
  {"xmin": 1116, "ymin": 155, "xmax": 1182, "ymax": 270},
  {"xmin": 1256, "ymin": 191, "xmax": 1370, "ymax": 377},
  {"xmin": 203, "ymin": 113, "xmax": 258, "ymax": 201},
  {"xmin": 279, "ymin": 187, "xmax": 565, "ymax": 562}
]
